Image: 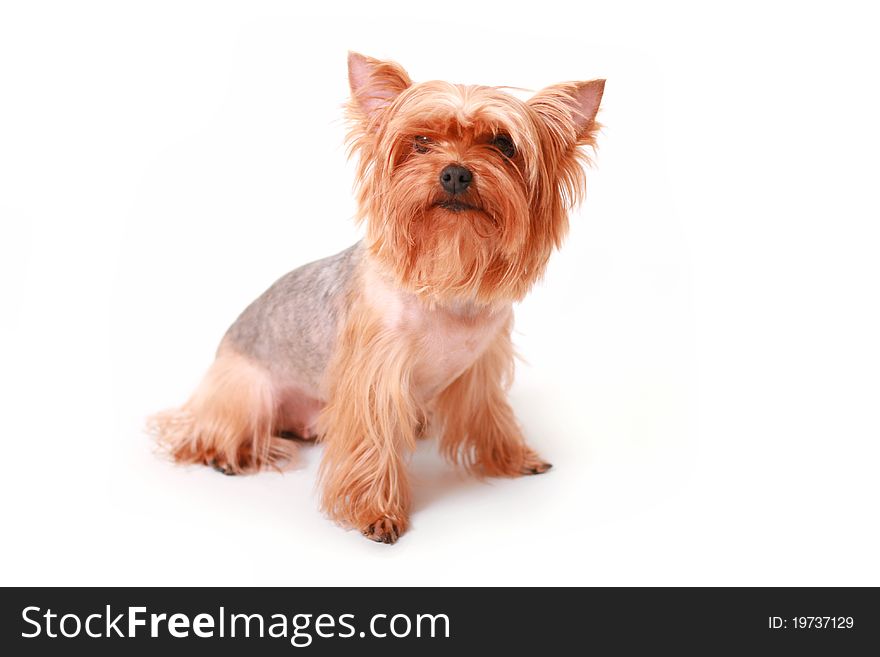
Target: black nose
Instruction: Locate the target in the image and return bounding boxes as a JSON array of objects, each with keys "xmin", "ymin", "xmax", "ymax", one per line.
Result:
[{"xmin": 439, "ymin": 164, "xmax": 473, "ymax": 195}]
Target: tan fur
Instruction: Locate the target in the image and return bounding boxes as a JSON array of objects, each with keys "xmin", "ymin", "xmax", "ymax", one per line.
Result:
[
  {"xmin": 149, "ymin": 347, "xmax": 295, "ymax": 474},
  {"xmin": 150, "ymin": 52, "xmax": 604, "ymax": 544},
  {"xmin": 317, "ymin": 290, "xmax": 420, "ymax": 541},
  {"xmin": 435, "ymin": 316, "xmax": 548, "ymax": 477}
]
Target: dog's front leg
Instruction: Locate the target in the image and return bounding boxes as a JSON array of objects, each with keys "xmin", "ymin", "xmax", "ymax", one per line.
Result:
[
  {"xmin": 436, "ymin": 322, "xmax": 552, "ymax": 477},
  {"xmin": 317, "ymin": 310, "xmax": 420, "ymax": 544}
]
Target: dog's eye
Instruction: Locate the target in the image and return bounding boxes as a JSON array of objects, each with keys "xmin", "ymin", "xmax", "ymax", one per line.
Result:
[
  {"xmin": 492, "ymin": 134, "xmax": 516, "ymax": 158},
  {"xmin": 413, "ymin": 135, "xmax": 432, "ymax": 153}
]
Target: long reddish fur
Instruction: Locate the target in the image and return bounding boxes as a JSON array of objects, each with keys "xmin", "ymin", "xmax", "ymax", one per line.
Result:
[{"xmin": 149, "ymin": 347, "xmax": 295, "ymax": 475}]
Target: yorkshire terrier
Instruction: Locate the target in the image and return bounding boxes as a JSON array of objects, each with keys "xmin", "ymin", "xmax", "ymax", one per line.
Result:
[{"xmin": 151, "ymin": 52, "xmax": 604, "ymax": 543}]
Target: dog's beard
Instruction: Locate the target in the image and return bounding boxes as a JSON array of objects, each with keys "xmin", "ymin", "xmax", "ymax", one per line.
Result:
[
  {"xmin": 402, "ymin": 205, "xmax": 502, "ymax": 299},
  {"xmin": 366, "ymin": 183, "xmax": 535, "ymax": 305},
  {"xmin": 355, "ymin": 119, "xmax": 568, "ymax": 306}
]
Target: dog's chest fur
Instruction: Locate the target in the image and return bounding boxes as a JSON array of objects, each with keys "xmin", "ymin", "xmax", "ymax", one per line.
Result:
[{"xmin": 364, "ymin": 263, "xmax": 511, "ymax": 401}]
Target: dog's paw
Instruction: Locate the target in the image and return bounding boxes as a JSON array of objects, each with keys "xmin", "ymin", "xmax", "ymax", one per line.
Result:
[
  {"xmin": 362, "ymin": 517, "xmax": 405, "ymax": 544},
  {"xmin": 210, "ymin": 460, "xmax": 237, "ymax": 476},
  {"xmin": 520, "ymin": 451, "xmax": 553, "ymax": 475}
]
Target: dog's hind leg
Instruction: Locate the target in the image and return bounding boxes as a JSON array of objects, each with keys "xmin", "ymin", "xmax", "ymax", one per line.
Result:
[{"xmin": 149, "ymin": 347, "xmax": 295, "ymax": 475}]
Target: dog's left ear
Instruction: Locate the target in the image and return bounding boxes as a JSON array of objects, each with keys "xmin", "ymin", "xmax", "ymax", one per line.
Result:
[
  {"xmin": 529, "ymin": 79, "xmax": 605, "ymax": 145},
  {"xmin": 348, "ymin": 52, "xmax": 412, "ymax": 120}
]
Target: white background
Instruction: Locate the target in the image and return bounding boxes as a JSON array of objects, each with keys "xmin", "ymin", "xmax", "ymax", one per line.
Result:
[{"xmin": 1, "ymin": 1, "xmax": 878, "ymax": 586}]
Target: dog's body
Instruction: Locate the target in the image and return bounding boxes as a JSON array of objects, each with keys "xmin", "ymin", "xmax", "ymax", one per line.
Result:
[
  {"xmin": 210, "ymin": 240, "xmax": 511, "ymax": 443},
  {"xmin": 151, "ymin": 53, "xmax": 604, "ymax": 543},
  {"xmin": 222, "ymin": 242, "xmax": 360, "ymax": 439}
]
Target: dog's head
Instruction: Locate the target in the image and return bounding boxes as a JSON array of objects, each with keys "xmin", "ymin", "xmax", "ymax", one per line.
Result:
[{"xmin": 346, "ymin": 52, "xmax": 604, "ymax": 305}]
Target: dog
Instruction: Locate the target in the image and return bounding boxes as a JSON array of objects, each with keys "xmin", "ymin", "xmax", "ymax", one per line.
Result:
[{"xmin": 150, "ymin": 52, "xmax": 604, "ymax": 543}]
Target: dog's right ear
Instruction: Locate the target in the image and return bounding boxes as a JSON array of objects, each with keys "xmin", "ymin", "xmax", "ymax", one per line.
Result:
[{"xmin": 348, "ymin": 52, "xmax": 412, "ymax": 120}]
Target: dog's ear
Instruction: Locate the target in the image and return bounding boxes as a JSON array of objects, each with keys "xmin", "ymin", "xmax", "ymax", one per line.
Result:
[
  {"xmin": 528, "ymin": 79, "xmax": 605, "ymax": 146},
  {"xmin": 348, "ymin": 52, "xmax": 412, "ymax": 120}
]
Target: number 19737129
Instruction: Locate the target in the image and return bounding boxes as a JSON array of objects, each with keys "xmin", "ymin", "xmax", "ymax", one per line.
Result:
[{"xmin": 769, "ymin": 616, "xmax": 854, "ymax": 629}]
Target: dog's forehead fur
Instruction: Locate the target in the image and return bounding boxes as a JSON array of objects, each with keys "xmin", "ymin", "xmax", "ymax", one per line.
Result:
[{"xmin": 383, "ymin": 81, "xmax": 541, "ymax": 160}]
